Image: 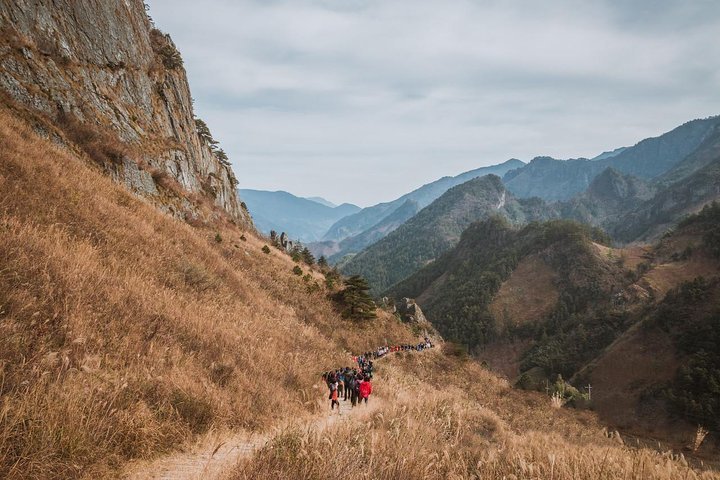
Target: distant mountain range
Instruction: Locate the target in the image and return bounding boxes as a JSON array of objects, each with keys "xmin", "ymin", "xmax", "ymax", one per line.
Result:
[
  {"xmin": 340, "ymin": 175, "xmax": 553, "ymax": 294},
  {"xmin": 324, "ymin": 159, "xmax": 524, "ymax": 243},
  {"xmin": 308, "ymin": 159, "xmax": 525, "ymax": 261},
  {"xmin": 339, "ymin": 115, "xmax": 720, "ymax": 295},
  {"xmin": 305, "ymin": 196, "xmax": 338, "ymax": 208},
  {"xmin": 238, "ymin": 189, "xmax": 360, "ymax": 242},
  {"xmin": 503, "ymin": 116, "xmax": 720, "ymax": 201}
]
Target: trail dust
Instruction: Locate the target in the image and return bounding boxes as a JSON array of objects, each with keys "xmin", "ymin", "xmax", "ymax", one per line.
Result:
[{"xmin": 122, "ymin": 386, "xmax": 383, "ymax": 480}]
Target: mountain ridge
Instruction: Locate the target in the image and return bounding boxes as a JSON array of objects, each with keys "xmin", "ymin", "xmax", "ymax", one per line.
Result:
[
  {"xmin": 340, "ymin": 174, "xmax": 553, "ymax": 294},
  {"xmin": 503, "ymin": 116, "xmax": 720, "ymax": 202},
  {"xmin": 239, "ymin": 189, "xmax": 360, "ymax": 242},
  {"xmin": 323, "ymin": 158, "xmax": 525, "ymax": 243}
]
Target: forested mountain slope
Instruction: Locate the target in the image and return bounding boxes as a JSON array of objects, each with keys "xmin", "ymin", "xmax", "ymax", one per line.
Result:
[
  {"xmin": 387, "ymin": 204, "xmax": 720, "ymax": 445},
  {"xmin": 341, "ymin": 175, "xmax": 552, "ymax": 294}
]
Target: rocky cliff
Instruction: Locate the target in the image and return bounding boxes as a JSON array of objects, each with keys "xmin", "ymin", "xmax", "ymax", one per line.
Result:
[{"xmin": 0, "ymin": 0, "xmax": 250, "ymax": 224}]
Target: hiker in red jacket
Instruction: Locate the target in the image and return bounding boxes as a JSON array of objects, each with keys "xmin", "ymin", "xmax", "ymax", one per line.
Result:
[
  {"xmin": 329, "ymin": 380, "xmax": 340, "ymax": 411},
  {"xmin": 359, "ymin": 376, "xmax": 372, "ymax": 405}
]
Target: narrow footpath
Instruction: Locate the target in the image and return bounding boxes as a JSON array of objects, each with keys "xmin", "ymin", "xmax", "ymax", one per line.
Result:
[
  {"xmin": 122, "ymin": 343, "xmax": 432, "ymax": 480},
  {"xmin": 123, "ymin": 396, "xmax": 380, "ymax": 480}
]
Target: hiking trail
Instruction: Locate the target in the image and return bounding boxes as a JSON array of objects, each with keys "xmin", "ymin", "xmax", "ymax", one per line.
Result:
[{"xmin": 122, "ymin": 383, "xmax": 383, "ymax": 480}]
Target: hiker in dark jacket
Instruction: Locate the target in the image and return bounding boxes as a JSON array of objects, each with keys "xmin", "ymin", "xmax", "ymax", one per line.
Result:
[
  {"xmin": 351, "ymin": 373, "xmax": 362, "ymax": 407},
  {"xmin": 345, "ymin": 375, "xmax": 355, "ymax": 403}
]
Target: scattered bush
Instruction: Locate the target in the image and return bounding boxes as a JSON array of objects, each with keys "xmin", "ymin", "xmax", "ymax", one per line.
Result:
[
  {"xmin": 178, "ymin": 261, "xmax": 217, "ymax": 292},
  {"xmin": 149, "ymin": 28, "xmax": 183, "ymax": 69},
  {"xmin": 149, "ymin": 168, "xmax": 183, "ymax": 195},
  {"xmin": 210, "ymin": 363, "xmax": 234, "ymax": 387},
  {"xmin": 301, "ymin": 247, "xmax": 315, "ymax": 266},
  {"xmin": 262, "ymin": 245, "xmax": 271, "ymax": 254},
  {"xmin": 324, "ymin": 268, "xmax": 341, "ymax": 290},
  {"xmin": 169, "ymin": 389, "xmax": 213, "ymax": 434},
  {"xmin": 56, "ymin": 111, "xmax": 127, "ymax": 166},
  {"xmin": 442, "ymin": 342, "xmax": 468, "ymax": 359},
  {"xmin": 215, "ymin": 232, "xmax": 223, "ymax": 243},
  {"xmin": 317, "ymin": 255, "xmax": 328, "ymax": 268},
  {"xmin": 293, "ymin": 266, "xmax": 303, "ymax": 276}
]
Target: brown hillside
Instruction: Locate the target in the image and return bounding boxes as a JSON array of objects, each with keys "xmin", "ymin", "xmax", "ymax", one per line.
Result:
[
  {"xmin": 575, "ymin": 229, "xmax": 720, "ymax": 447},
  {"xmin": 489, "ymin": 254, "xmax": 559, "ymax": 330},
  {"xmin": 2, "ymin": 105, "xmax": 719, "ymax": 479},
  {"xmin": 576, "ymin": 323, "xmax": 681, "ymax": 437},
  {"xmin": 0, "ymin": 107, "xmax": 416, "ymax": 479}
]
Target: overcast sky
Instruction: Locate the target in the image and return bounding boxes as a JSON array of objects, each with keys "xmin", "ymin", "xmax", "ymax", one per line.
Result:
[{"xmin": 149, "ymin": 0, "xmax": 720, "ymax": 207}]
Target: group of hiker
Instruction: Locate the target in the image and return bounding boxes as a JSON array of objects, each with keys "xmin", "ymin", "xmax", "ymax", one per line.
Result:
[{"xmin": 322, "ymin": 338, "xmax": 434, "ymax": 412}]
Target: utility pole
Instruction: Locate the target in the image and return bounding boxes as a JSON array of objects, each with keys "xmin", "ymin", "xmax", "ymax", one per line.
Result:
[{"xmin": 586, "ymin": 384, "xmax": 592, "ymax": 401}]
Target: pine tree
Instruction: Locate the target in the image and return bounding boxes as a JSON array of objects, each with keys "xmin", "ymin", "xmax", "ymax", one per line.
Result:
[
  {"xmin": 301, "ymin": 247, "xmax": 315, "ymax": 266},
  {"xmin": 332, "ymin": 275, "xmax": 377, "ymax": 320},
  {"xmin": 287, "ymin": 243, "xmax": 301, "ymax": 263},
  {"xmin": 317, "ymin": 255, "xmax": 328, "ymax": 270}
]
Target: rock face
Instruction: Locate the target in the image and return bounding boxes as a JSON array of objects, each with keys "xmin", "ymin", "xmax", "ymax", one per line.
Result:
[
  {"xmin": 0, "ymin": 0, "xmax": 250, "ymax": 224},
  {"xmin": 396, "ymin": 298, "xmax": 428, "ymax": 324}
]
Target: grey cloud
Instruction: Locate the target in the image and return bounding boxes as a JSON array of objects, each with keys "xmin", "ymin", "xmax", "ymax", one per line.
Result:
[{"xmin": 148, "ymin": 0, "xmax": 720, "ymax": 206}]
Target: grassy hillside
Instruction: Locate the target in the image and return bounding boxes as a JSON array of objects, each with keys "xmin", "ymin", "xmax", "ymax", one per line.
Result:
[
  {"xmin": 0, "ymin": 107, "xmax": 415, "ymax": 478},
  {"xmin": 2, "ymin": 104, "xmax": 719, "ymax": 479},
  {"xmin": 341, "ymin": 175, "xmax": 553, "ymax": 294},
  {"xmin": 233, "ymin": 349, "xmax": 720, "ymax": 479}
]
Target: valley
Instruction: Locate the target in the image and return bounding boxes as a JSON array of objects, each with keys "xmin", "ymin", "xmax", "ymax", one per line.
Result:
[{"xmin": 0, "ymin": 1, "xmax": 718, "ymax": 479}]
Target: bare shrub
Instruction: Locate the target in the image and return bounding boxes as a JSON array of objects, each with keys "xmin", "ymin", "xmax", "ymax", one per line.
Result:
[
  {"xmin": 149, "ymin": 28, "xmax": 183, "ymax": 69},
  {"xmin": 169, "ymin": 389, "xmax": 213, "ymax": 434},
  {"xmin": 178, "ymin": 261, "xmax": 217, "ymax": 292},
  {"xmin": 442, "ymin": 341, "xmax": 468, "ymax": 359},
  {"xmin": 210, "ymin": 362, "xmax": 234, "ymax": 387},
  {"xmin": 56, "ymin": 111, "xmax": 127, "ymax": 166}
]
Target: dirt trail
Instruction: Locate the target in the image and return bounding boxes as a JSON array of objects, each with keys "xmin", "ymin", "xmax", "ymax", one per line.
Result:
[{"xmin": 123, "ymin": 388, "xmax": 381, "ymax": 480}]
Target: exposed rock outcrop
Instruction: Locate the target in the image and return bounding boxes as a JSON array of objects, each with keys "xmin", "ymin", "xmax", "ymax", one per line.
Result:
[
  {"xmin": 396, "ymin": 297, "xmax": 428, "ymax": 324},
  {"xmin": 0, "ymin": 0, "xmax": 250, "ymax": 224}
]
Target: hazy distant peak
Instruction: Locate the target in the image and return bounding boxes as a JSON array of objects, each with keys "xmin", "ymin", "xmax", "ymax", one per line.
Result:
[
  {"xmin": 306, "ymin": 196, "xmax": 337, "ymax": 208},
  {"xmin": 591, "ymin": 146, "xmax": 629, "ymax": 161}
]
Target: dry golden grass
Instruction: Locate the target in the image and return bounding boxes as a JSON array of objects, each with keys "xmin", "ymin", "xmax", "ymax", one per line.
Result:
[
  {"xmin": 0, "ymin": 107, "xmax": 415, "ymax": 478},
  {"xmin": 489, "ymin": 254, "xmax": 559, "ymax": 329},
  {"xmin": 234, "ymin": 351, "xmax": 720, "ymax": 480}
]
